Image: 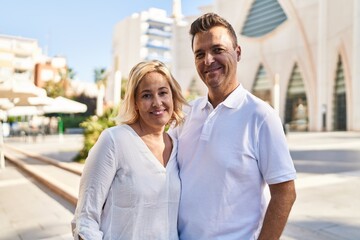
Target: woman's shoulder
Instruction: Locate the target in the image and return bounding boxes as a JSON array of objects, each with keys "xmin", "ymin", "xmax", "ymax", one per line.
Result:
[{"xmin": 98, "ymin": 124, "xmax": 132, "ymax": 140}]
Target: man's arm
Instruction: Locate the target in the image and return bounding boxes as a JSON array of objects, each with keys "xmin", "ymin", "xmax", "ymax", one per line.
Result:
[{"xmin": 257, "ymin": 180, "xmax": 296, "ymax": 240}]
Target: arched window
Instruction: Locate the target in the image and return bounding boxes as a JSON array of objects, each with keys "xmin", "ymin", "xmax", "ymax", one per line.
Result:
[
  {"xmin": 333, "ymin": 56, "xmax": 347, "ymax": 130},
  {"xmin": 241, "ymin": 0, "xmax": 287, "ymax": 37},
  {"xmin": 251, "ymin": 65, "xmax": 272, "ymax": 105},
  {"xmin": 285, "ymin": 64, "xmax": 308, "ymax": 131}
]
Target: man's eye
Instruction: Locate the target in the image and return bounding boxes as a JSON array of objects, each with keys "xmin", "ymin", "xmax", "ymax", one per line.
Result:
[
  {"xmin": 214, "ymin": 48, "xmax": 224, "ymax": 54},
  {"xmin": 195, "ymin": 53, "xmax": 204, "ymax": 59}
]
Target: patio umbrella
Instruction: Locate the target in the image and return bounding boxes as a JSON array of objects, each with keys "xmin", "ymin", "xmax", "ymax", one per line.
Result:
[
  {"xmin": 14, "ymin": 96, "xmax": 54, "ymax": 107},
  {"xmin": 0, "ymin": 99, "xmax": 15, "ymax": 110},
  {"xmin": 0, "ymin": 83, "xmax": 47, "ymax": 98},
  {"xmin": 6, "ymin": 106, "xmax": 43, "ymax": 117},
  {"xmin": 43, "ymin": 96, "xmax": 87, "ymax": 114}
]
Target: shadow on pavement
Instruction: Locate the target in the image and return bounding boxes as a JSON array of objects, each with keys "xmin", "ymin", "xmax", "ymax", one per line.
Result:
[
  {"xmin": 285, "ymin": 219, "xmax": 360, "ymax": 240},
  {"xmin": 291, "ymin": 149, "xmax": 360, "ymax": 174}
]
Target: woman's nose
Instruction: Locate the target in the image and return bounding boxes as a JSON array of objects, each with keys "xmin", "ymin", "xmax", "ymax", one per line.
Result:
[{"xmin": 152, "ymin": 96, "xmax": 162, "ymax": 107}]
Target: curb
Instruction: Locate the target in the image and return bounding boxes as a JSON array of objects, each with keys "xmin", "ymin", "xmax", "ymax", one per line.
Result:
[
  {"xmin": 4, "ymin": 151, "xmax": 78, "ymax": 206},
  {"xmin": 4, "ymin": 143, "xmax": 83, "ymax": 175}
]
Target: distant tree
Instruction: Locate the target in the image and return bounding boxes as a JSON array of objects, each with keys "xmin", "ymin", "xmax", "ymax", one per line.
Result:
[
  {"xmin": 121, "ymin": 77, "xmax": 128, "ymax": 100},
  {"xmin": 67, "ymin": 67, "xmax": 76, "ymax": 80},
  {"xmin": 43, "ymin": 80, "xmax": 65, "ymax": 98},
  {"xmin": 44, "ymin": 67, "xmax": 77, "ymax": 98},
  {"xmin": 94, "ymin": 68, "xmax": 107, "ymax": 87}
]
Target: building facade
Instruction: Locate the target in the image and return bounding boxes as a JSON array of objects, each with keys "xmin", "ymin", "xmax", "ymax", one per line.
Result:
[
  {"xmin": 34, "ymin": 57, "xmax": 67, "ymax": 88},
  {"xmin": 112, "ymin": 8, "xmax": 173, "ymax": 76},
  {"xmin": 107, "ymin": 8, "xmax": 174, "ymax": 106},
  {"xmin": 173, "ymin": 0, "xmax": 360, "ymax": 131},
  {"xmin": 0, "ymin": 35, "xmax": 44, "ymax": 90},
  {"xmin": 109, "ymin": 0, "xmax": 359, "ymax": 131}
]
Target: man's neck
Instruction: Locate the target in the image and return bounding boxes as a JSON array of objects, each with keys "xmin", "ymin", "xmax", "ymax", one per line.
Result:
[{"xmin": 208, "ymin": 83, "xmax": 239, "ymax": 108}]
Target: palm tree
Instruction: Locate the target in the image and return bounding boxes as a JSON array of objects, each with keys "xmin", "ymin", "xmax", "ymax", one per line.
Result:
[{"xmin": 94, "ymin": 68, "xmax": 107, "ymax": 87}]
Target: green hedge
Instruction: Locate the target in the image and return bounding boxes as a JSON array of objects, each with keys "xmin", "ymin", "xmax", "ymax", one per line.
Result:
[{"xmin": 60, "ymin": 115, "xmax": 88, "ymax": 129}]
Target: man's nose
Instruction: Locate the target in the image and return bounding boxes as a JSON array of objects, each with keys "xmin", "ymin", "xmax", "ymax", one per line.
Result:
[{"xmin": 204, "ymin": 52, "xmax": 214, "ymax": 65}]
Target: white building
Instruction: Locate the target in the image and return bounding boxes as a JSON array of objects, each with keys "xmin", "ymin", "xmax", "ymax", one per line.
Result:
[
  {"xmin": 107, "ymin": 8, "xmax": 174, "ymax": 106},
  {"xmin": 0, "ymin": 34, "xmax": 44, "ymax": 92},
  {"xmin": 110, "ymin": 0, "xmax": 360, "ymax": 132},
  {"xmin": 173, "ymin": 0, "xmax": 360, "ymax": 132},
  {"xmin": 113, "ymin": 8, "xmax": 173, "ymax": 75},
  {"xmin": 0, "ymin": 35, "xmax": 48, "ymax": 113}
]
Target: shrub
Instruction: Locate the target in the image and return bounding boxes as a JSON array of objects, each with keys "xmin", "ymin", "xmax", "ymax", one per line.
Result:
[{"xmin": 73, "ymin": 107, "xmax": 117, "ymax": 163}]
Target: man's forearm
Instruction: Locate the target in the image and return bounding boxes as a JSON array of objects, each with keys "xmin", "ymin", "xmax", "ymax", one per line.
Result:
[{"xmin": 258, "ymin": 180, "xmax": 296, "ymax": 240}]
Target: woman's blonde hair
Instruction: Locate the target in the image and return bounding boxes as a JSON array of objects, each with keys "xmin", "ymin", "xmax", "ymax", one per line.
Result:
[{"xmin": 117, "ymin": 60, "xmax": 187, "ymax": 127}]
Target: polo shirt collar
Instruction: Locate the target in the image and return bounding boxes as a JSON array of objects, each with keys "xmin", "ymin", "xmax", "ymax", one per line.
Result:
[{"xmin": 200, "ymin": 84, "xmax": 246, "ymax": 110}]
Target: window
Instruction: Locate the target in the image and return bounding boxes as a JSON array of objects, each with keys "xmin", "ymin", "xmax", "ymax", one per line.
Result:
[
  {"xmin": 241, "ymin": 0, "xmax": 287, "ymax": 37},
  {"xmin": 251, "ymin": 65, "xmax": 272, "ymax": 105},
  {"xmin": 285, "ymin": 64, "xmax": 308, "ymax": 131},
  {"xmin": 332, "ymin": 56, "xmax": 347, "ymax": 130}
]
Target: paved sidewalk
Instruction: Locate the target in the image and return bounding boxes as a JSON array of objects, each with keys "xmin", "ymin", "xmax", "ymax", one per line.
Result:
[
  {"xmin": 0, "ymin": 162, "xmax": 74, "ymax": 240},
  {"xmin": 1, "ymin": 134, "xmax": 82, "ymax": 240},
  {"xmin": 3, "ymin": 134, "xmax": 84, "ymax": 163},
  {"xmin": 1, "ymin": 132, "xmax": 360, "ymax": 239},
  {"xmin": 283, "ymin": 131, "xmax": 360, "ymax": 240}
]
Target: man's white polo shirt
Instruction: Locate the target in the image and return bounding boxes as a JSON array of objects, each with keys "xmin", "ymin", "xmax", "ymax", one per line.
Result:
[{"xmin": 172, "ymin": 85, "xmax": 296, "ymax": 240}]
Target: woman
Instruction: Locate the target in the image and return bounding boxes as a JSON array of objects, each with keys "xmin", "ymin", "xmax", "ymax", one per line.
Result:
[{"xmin": 72, "ymin": 60, "xmax": 187, "ymax": 239}]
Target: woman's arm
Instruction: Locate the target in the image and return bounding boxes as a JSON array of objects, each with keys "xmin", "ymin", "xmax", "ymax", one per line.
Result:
[{"xmin": 72, "ymin": 130, "xmax": 117, "ymax": 239}]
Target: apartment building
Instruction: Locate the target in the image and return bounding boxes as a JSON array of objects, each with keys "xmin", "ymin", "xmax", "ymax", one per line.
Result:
[
  {"xmin": 0, "ymin": 35, "xmax": 44, "ymax": 91},
  {"xmin": 106, "ymin": 8, "xmax": 174, "ymax": 106},
  {"xmin": 113, "ymin": 8, "xmax": 173, "ymax": 74}
]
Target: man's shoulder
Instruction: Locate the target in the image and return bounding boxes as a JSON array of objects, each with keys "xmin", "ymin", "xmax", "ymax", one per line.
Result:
[{"xmin": 188, "ymin": 96, "xmax": 207, "ymax": 109}]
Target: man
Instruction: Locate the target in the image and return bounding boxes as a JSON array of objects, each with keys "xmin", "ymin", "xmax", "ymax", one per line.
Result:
[{"xmin": 172, "ymin": 13, "xmax": 296, "ymax": 240}]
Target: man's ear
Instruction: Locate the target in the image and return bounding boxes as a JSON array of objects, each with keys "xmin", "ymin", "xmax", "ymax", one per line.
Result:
[{"xmin": 236, "ymin": 45, "xmax": 241, "ymax": 62}]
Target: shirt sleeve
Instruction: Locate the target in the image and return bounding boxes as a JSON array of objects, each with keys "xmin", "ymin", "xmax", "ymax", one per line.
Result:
[
  {"xmin": 257, "ymin": 111, "xmax": 297, "ymax": 185},
  {"xmin": 72, "ymin": 129, "xmax": 117, "ymax": 240}
]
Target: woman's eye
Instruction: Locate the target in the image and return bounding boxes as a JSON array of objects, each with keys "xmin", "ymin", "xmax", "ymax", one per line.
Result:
[
  {"xmin": 159, "ymin": 91, "xmax": 168, "ymax": 96},
  {"xmin": 142, "ymin": 94, "xmax": 151, "ymax": 99}
]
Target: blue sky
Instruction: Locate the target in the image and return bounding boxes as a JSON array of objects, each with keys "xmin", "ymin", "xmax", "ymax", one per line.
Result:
[{"xmin": 0, "ymin": 0, "xmax": 213, "ymax": 83}]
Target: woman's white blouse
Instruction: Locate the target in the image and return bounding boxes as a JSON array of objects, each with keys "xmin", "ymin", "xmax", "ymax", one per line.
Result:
[{"xmin": 72, "ymin": 125, "xmax": 180, "ymax": 240}]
